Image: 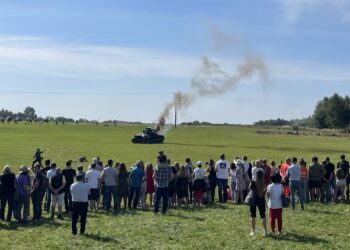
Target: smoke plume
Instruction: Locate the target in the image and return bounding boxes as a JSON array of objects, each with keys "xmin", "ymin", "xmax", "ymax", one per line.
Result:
[{"xmin": 156, "ymin": 28, "xmax": 268, "ymax": 132}]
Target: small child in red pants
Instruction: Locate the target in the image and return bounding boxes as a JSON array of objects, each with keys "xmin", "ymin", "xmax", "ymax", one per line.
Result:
[{"xmin": 266, "ymin": 173, "xmax": 284, "ymax": 235}]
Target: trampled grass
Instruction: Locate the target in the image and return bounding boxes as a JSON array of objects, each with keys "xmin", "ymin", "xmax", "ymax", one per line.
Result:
[{"xmin": 0, "ymin": 123, "xmax": 350, "ymax": 249}]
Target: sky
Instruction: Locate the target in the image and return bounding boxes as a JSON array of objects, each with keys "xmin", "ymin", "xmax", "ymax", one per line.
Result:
[{"xmin": 0, "ymin": 0, "xmax": 349, "ymax": 124}]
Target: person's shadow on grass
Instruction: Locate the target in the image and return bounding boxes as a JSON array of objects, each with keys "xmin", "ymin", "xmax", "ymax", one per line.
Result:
[
  {"xmin": 270, "ymin": 232, "xmax": 329, "ymax": 244},
  {"xmin": 83, "ymin": 232, "xmax": 119, "ymax": 243}
]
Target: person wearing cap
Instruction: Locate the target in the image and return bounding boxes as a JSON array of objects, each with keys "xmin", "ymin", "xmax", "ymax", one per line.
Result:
[
  {"xmin": 16, "ymin": 166, "xmax": 31, "ymax": 223},
  {"xmin": 0, "ymin": 165, "xmax": 16, "ymax": 221},
  {"xmin": 70, "ymin": 174, "xmax": 90, "ymax": 235},
  {"xmin": 128, "ymin": 160, "xmax": 145, "ymax": 209},
  {"xmin": 154, "ymin": 153, "xmax": 173, "ymax": 214},
  {"xmin": 100, "ymin": 159, "xmax": 118, "ymax": 211},
  {"xmin": 62, "ymin": 160, "xmax": 76, "ymax": 213},
  {"xmin": 215, "ymin": 154, "xmax": 229, "ymax": 203},
  {"xmin": 192, "ymin": 161, "xmax": 206, "ymax": 206},
  {"xmin": 49, "ymin": 167, "xmax": 66, "ymax": 220}
]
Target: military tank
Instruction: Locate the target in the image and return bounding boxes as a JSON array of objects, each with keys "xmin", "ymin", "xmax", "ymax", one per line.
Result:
[{"xmin": 131, "ymin": 127, "xmax": 165, "ymax": 144}]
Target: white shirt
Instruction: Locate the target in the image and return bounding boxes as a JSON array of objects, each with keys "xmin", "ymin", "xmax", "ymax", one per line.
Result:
[
  {"xmin": 229, "ymin": 169, "xmax": 237, "ymax": 182},
  {"xmin": 267, "ymin": 183, "xmax": 283, "ymax": 209},
  {"xmin": 251, "ymin": 167, "xmax": 258, "ymax": 182},
  {"xmin": 85, "ymin": 169, "xmax": 101, "ymax": 189},
  {"xmin": 47, "ymin": 169, "xmax": 56, "ymax": 179},
  {"xmin": 215, "ymin": 159, "xmax": 229, "ymax": 179},
  {"xmin": 193, "ymin": 168, "xmax": 205, "ymax": 180},
  {"xmin": 242, "ymin": 161, "xmax": 250, "ymax": 174},
  {"xmin": 70, "ymin": 182, "xmax": 90, "ymax": 202}
]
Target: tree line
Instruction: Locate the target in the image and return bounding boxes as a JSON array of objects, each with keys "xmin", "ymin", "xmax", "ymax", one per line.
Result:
[{"xmin": 254, "ymin": 93, "xmax": 350, "ymax": 129}]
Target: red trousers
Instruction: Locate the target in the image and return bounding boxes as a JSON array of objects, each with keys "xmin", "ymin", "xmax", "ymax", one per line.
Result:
[{"xmin": 269, "ymin": 208, "xmax": 283, "ymax": 233}]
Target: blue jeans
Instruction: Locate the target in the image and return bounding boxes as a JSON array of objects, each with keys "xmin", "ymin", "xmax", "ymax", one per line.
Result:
[
  {"xmin": 217, "ymin": 178, "xmax": 228, "ymax": 203},
  {"xmin": 323, "ymin": 181, "xmax": 334, "ymax": 203},
  {"xmin": 103, "ymin": 185, "xmax": 118, "ymax": 211},
  {"xmin": 230, "ymin": 181, "xmax": 236, "ymax": 202},
  {"xmin": 290, "ymin": 180, "xmax": 304, "ymax": 209},
  {"xmin": 300, "ymin": 179, "xmax": 309, "ymax": 203},
  {"xmin": 154, "ymin": 187, "xmax": 169, "ymax": 213},
  {"xmin": 128, "ymin": 187, "xmax": 141, "ymax": 209}
]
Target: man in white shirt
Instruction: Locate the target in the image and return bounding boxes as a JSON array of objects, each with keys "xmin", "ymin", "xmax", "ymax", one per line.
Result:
[
  {"xmin": 215, "ymin": 154, "xmax": 229, "ymax": 203},
  {"xmin": 85, "ymin": 163, "xmax": 101, "ymax": 212},
  {"xmin": 45, "ymin": 163, "xmax": 57, "ymax": 212},
  {"xmin": 286, "ymin": 157, "xmax": 304, "ymax": 210},
  {"xmin": 70, "ymin": 174, "xmax": 90, "ymax": 236}
]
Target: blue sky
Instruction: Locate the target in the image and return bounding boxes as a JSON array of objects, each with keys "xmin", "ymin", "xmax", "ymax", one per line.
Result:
[{"xmin": 0, "ymin": 0, "xmax": 349, "ymax": 124}]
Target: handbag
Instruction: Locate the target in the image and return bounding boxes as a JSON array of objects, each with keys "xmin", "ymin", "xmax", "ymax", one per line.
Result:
[{"xmin": 244, "ymin": 189, "xmax": 256, "ymax": 206}]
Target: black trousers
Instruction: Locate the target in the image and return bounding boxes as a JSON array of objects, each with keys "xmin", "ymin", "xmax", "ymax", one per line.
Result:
[
  {"xmin": 72, "ymin": 202, "xmax": 88, "ymax": 235},
  {"xmin": 64, "ymin": 190, "xmax": 73, "ymax": 213},
  {"xmin": 0, "ymin": 194, "xmax": 14, "ymax": 220},
  {"xmin": 32, "ymin": 189, "xmax": 45, "ymax": 220},
  {"xmin": 188, "ymin": 181, "xmax": 193, "ymax": 202}
]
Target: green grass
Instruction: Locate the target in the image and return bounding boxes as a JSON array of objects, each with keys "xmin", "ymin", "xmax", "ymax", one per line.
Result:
[{"xmin": 0, "ymin": 123, "xmax": 350, "ymax": 249}]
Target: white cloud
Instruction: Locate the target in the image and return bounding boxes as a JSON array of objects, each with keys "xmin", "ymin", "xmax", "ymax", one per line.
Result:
[
  {"xmin": 0, "ymin": 35, "xmax": 349, "ymax": 84},
  {"xmin": 278, "ymin": 0, "xmax": 350, "ymax": 23},
  {"xmin": 0, "ymin": 35, "xmax": 197, "ymax": 79}
]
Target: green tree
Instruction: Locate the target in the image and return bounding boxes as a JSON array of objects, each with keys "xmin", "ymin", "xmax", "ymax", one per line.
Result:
[
  {"xmin": 313, "ymin": 93, "xmax": 350, "ymax": 129},
  {"xmin": 23, "ymin": 106, "xmax": 36, "ymax": 118}
]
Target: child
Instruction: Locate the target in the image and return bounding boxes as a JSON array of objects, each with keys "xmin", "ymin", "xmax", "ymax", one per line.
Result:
[
  {"xmin": 266, "ymin": 173, "xmax": 283, "ymax": 235},
  {"xmin": 229, "ymin": 162, "xmax": 237, "ymax": 203}
]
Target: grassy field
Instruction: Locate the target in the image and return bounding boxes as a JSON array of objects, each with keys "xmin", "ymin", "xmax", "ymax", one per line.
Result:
[{"xmin": 0, "ymin": 123, "xmax": 350, "ymax": 250}]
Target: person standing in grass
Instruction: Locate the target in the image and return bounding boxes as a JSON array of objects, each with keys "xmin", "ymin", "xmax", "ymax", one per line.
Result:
[
  {"xmin": 50, "ymin": 167, "xmax": 66, "ymax": 220},
  {"xmin": 286, "ymin": 157, "xmax": 304, "ymax": 210},
  {"xmin": 145, "ymin": 163, "xmax": 155, "ymax": 206},
  {"xmin": 128, "ymin": 160, "xmax": 145, "ymax": 209},
  {"xmin": 16, "ymin": 166, "xmax": 31, "ymax": 223},
  {"xmin": 177, "ymin": 165, "xmax": 189, "ymax": 207},
  {"xmin": 322, "ymin": 157, "xmax": 335, "ymax": 203},
  {"xmin": 31, "ymin": 164, "xmax": 48, "ymax": 221},
  {"xmin": 117, "ymin": 163, "xmax": 129, "ymax": 209},
  {"xmin": 337, "ymin": 155, "xmax": 349, "ymax": 200},
  {"xmin": 266, "ymin": 173, "xmax": 283, "ymax": 235},
  {"xmin": 206, "ymin": 159, "xmax": 216, "ymax": 203},
  {"xmin": 215, "ymin": 154, "xmax": 229, "ymax": 203},
  {"xmin": 168, "ymin": 161, "xmax": 178, "ymax": 208},
  {"xmin": 184, "ymin": 158, "xmax": 194, "ymax": 203},
  {"xmin": 192, "ymin": 161, "xmax": 206, "ymax": 206},
  {"xmin": 62, "ymin": 160, "xmax": 76, "ymax": 213},
  {"xmin": 249, "ymin": 169, "xmax": 267, "ymax": 236},
  {"xmin": 0, "ymin": 165, "xmax": 16, "ymax": 221},
  {"xmin": 334, "ymin": 167, "xmax": 346, "ymax": 203},
  {"xmin": 280, "ymin": 158, "xmax": 291, "ymax": 197},
  {"xmin": 309, "ymin": 156, "xmax": 326, "ymax": 202},
  {"xmin": 70, "ymin": 174, "xmax": 90, "ymax": 236},
  {"xmin": 101, "ymin": 159, "xmax": 118, "ymax": 212},
  {"xmin": 46, "ymin": 163, "xmax": 57, "ymax": 212},
  {"xmin": 300, "ymin": 159, "xmax": 309, "ymax": 203},
  {"xmin": 139, "ymin": 163, "xmax": 147, "ymax": 209},
  {"xmin": 235, "ymin": 160, "xmax": 246, "ymax": 204},
  {"xmin": 85, "ymin": 163, "xmax": 101, "ymax": 212},
  {"xmin": 229, "ymin": 162, "xmax": 237, "ymax": 203},
  {"xmin": 154, "ymin": 153, "xmax": 173, "ymax": 214}
]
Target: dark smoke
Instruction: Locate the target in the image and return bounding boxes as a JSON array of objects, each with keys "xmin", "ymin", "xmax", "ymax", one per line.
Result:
[
  {"xmin": 156, "ymin": 27, "xmax": 268, "ymax": 132},
  {"xmin": 156, "ymin": 55, "xmax": 267, "ymax": 131}
]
